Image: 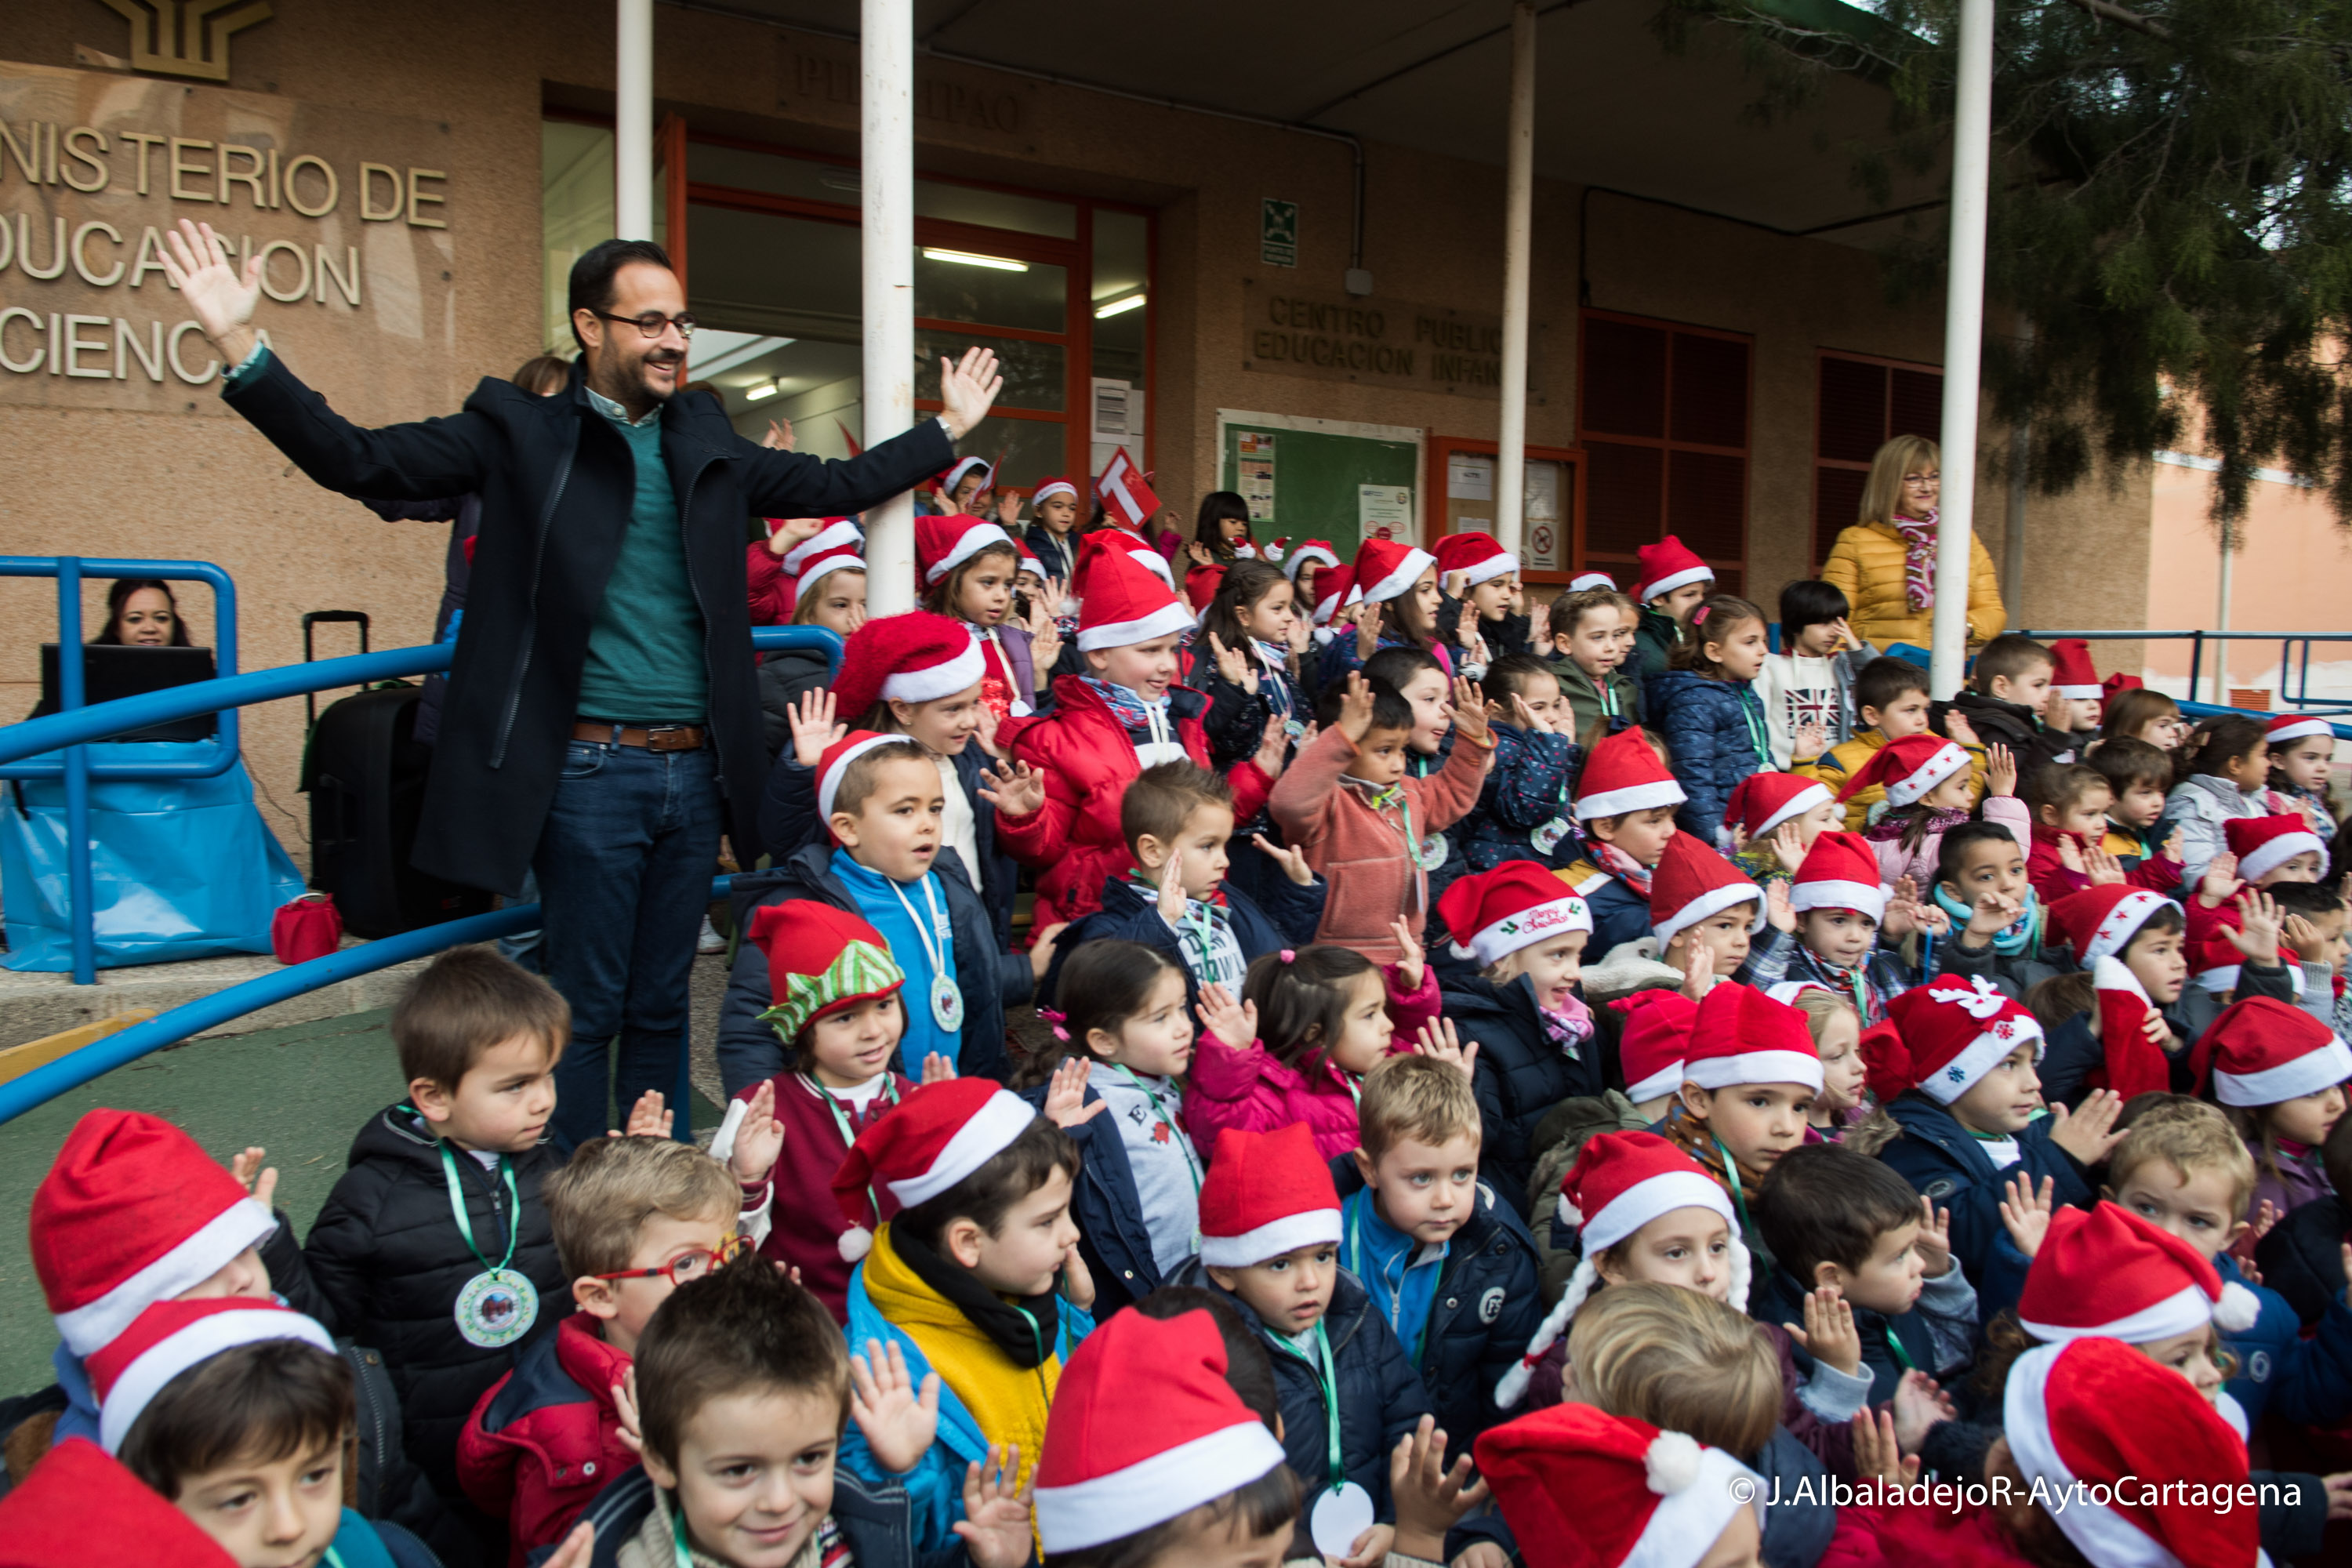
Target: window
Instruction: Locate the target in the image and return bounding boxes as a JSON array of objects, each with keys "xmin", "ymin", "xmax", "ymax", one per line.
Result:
[
  {"xmin": 1813, "ymin": 351, "xmax": 1943, "ymax": 567},
  {"xmin": 1577, "ymin": 310, "xmax": 1751, "ymax": 600}
]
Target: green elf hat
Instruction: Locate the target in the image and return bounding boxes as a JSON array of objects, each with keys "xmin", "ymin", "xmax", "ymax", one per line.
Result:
[{"xmin": 750, "ymin": 901, "xmax": 906, "ymax": 1045}]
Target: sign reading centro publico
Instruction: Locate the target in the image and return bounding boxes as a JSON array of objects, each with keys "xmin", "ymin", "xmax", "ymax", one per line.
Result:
[
  {"xmin": 1243, "ymin": 281, "xmax": 1507, "ymax": 400},
  {"xmin": 0, "ymin": 60, "xmax": 459, "ymax": 414}
]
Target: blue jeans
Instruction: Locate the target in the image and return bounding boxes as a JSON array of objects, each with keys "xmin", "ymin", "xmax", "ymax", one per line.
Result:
[{"xmin": 535, "ymin": 738, "xmax": 721, "ymax": 1149}]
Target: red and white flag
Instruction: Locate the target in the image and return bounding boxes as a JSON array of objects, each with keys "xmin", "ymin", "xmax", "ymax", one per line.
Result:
[{"xmin": 1094, "ymin": 446, "xmax": 1162, "ymax": 533}]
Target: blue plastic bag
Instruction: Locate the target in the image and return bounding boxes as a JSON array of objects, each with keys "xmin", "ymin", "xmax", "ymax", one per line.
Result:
[{"xmin": 1, "ymin": 743, "xmax": 307, "ymax": 971}]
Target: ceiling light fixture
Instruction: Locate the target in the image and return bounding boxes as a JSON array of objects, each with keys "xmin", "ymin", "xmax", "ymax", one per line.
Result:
[
  {"xmin": 923, "ymin": 247, "xmax": 1028, "ymax": 273},
  {"xmin": 745, "ymin": 381, "xmax": 779, "ymax": 401},
  {"xmin": 1094, "ymin": 293, "xmax": 1146, "ymax": 319}
]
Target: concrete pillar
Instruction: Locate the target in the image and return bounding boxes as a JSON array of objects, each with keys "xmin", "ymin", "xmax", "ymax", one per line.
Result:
[
  {"xmin": 1495, "ymin": 1, "xmax": 1537, "ymax": 556},
  {"xmin": 615, "ymin": 0, "xmax": 653, "ymax": 240},
  {"xmin": 1929, "ymin": 0, "xmax": 1994, "ymax": 698},
  {"xmin": 861, "ymin": 0, "xmax": 918, "ymax": 614}
]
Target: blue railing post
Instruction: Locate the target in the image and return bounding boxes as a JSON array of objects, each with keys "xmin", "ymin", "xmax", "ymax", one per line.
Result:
[{"xmin": 56, "ymin": 559, "xmax": 96, "ymax": 985}]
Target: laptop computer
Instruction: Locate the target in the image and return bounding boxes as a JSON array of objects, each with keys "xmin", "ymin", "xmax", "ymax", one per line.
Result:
[{"xmin": 34, "ymin": 644, "xmax": 219, "ymax": 742}]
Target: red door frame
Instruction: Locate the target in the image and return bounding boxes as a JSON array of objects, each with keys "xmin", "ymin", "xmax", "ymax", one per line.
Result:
[{"xmin": 1423, "ymin": 434, "xmax": 1589, "ymax": 586}]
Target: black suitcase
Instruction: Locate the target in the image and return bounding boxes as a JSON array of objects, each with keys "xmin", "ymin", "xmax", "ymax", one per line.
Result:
[{"xmin": 298, "ymin": 612, "xmax": 493, "ymax": 938}]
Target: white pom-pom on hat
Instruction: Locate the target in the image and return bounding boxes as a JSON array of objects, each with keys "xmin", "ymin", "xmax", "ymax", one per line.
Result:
[
  {"xmin": 2214, "ymin": 1280, "xmax": 2261, "ymax": 1333},
  {"xmin": 1645, "ymin": 1430, "xmax": 1703, "ymax": 1494},
  {"xmin": 838, "ymin": 1225, "xmax": 873, "ymax": 1263}
]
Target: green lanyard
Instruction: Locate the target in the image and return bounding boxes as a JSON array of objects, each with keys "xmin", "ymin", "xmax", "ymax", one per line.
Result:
[
  {"xmin": 437, "ymin": 1144, "xmax": 520, "ymax": 1277},
  {"xmin": 1106, "ymin": 1062, "xmax": 1202, "ymax": 1192},
  {"xmin": 1274, "ymin": 1321, "xmax": 1345, "ymax": 1490},
  {"xmin": 1885, "ymin": 1326, "xmax": 1918, "ymax": 1372},
  {"xmin": 325, "ymin": 1551, "xmax": 346, "ymax": 1568},
  {"xmin": 805, "ymin": 1073, "xmax": 902, "ymax": 1221},
  {"xmin": 1711, "ymin": 1136, "xmax": 1759, "ymax": 1251},
  {"xmin": 1126, "ymin": 873, "xmax": 1226, "ymax": 980},
  {"xmin": 1596, "ymin": 670, "xmax": 1619, "ymax": 719},
  {"xmin": 1738, "ymin": 692, "xmax": 1770, "ymax": 764},
  {"xmin": 670, "ymin": 1497, "xmax": 699, "ymax": 1567}
]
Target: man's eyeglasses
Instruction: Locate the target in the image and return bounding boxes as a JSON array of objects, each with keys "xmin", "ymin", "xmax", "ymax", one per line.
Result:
[
  {"xmin": 593, "ymin": 1233, "xmax": 750, "ymax": 1287},
  {"xmin": 588, "ymin": 309, "xmax": 699, "ymax": 340}
]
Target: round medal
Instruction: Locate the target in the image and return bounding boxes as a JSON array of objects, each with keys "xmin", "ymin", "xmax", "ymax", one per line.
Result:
[
  {"xmin": 1413, "ymin": 829, "xmax": 1448, "ymax": 870},
  {"xmin": 931, "ymin": 973, "xmax": 965, "ymax": 1031},
  {"xmin": 1531, "ymin": 817, "xmax": 1570, "ymax": 857},
  {"xmin": 453, "ymin": 1268, "xmax": 538, "ymax": 1349},
  {"xmin": 1284, "ymin": 717, "xmax": 1307, "ymax": 740},
  {"xmin": 1309, "ymin": 1480, "xmax": 1377, "ymax": 1559}
]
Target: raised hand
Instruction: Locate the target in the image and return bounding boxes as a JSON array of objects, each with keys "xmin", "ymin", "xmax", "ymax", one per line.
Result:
[
  {"xmin": 936, "ymin": 347, "xmax": 1004, "ymax": 441},
  {"xmin": 1793, "ymin": 719, "xmax": 1828, "ymax": 762},
  {"xmin": 2285, "ymin": 912, "xmax": 2328, "ymax": 962},
  {"xmin": 2227, "ymin": 889, "xmax": 2284, "ymax": 964},
  {"xmin": 1765, "ymin": 877, "xmax": 1797, "ymax": 934},
  {"xmin": 1412, "ymin": 1017, "xmax": 1479, "ymax": 1080},
  {"xmin": 789, "ymin": 688, "xmax": 844, "ymax": 770},
  {"xmin": 849, "ymin": 1338, "xmax": 942, "ymax": 1474},
  {"xmin": 1186, "ymin": 539, "xmax": 1215, "ymax": 567},
  {"xmin": 1455, "ymin": 597, "xmax": 1481, "ymax": 651},
  {"xmin": 1509, "ymin": 691, "xmax": 1553, "ymax": 735},
  {"xmin": 1768, "ymin": 820, "xmax": 1808, "ymax": 876},
  {"xmin": 953, "ymin": 1444, "xmax": 1036, "ymax": 1568},
  {"xmin": 1041, "ymin": 1057, "xmax": 1108, "ymax": 1127},
  {"xmin": 2056, "ymin": 834, "xmax": 2088, "ymax": 876},
  {"xmin": 1943, "ymin": 710, "xmax": 1981, "ymax": 750},
  {"xmin": 993, "ymin": 488, "xmax": 1022, "ymax": 528},
  {"xmin": 158, "ymin": 219, "xmax": 261, "ymax": 357},
  {"xmin": 761, "ymin": 416, "xmax": 796, "ymax": 451},
  {"xmin": 972, "ymin": 700, "xmax": 1007, "ymax": 762},
  {"xmin": 543, "ymin": 1523, "xmax": 597, "ymax": 1568},
  {"xmin": 1196, "ymin": 982, "xmax": 1259, "ymax": 1051},
  {"xmin": 1252, "ymin": 712, "xmax": 1290, "ymax": 780},
  {"xmin": 1446, "ymin": 675, "xmax": 1491, "ymax": 745},
  {"xmin": 1154, "ymin": 854, "xmax": 1189, "ymax": 926},
  {"xmin": 616, "ymin": 1090, "xmax": 673, "ymax": 1140},
  {"xmin": 1853, "ymin": 1405, "xmax": 1922, "ymax": 1487},
  {"xmin": 1334, "ymin": 670, "xmax": 1377, "ymax": 742},
  {"xmin": 727, "ymin": 1079, "xmax": 786, "ymax": 1185},
  {"xmin": 1253, "ymin": 833, "xmax": 1316, "ymax": 887},
  {"xmin": 1388, "ymin": 1415, "xmax": 1490, "ymax": 1563},
  {"xmin": 613, "ymin": 1366, "xmax": 645, "ymax": 1457},
  {"xmin": 1966, "ymin": 890, "xmax": 2023, "ymax": 940},
  {"xmin": 1027, "ymin": 921, "xmax": 1069, "ymax": 984},
  {"xmin": 2198, "ymin": 851, "xmax": 2243, "ymax": 905},
  {"xmin": 1890, "ymin": 1369, "xmax": 1956, "ymax": 1454},
  {"xmin": 1679, "ymin": 940, "xmax": 1716, "ymax": 1000},
  {"xmin": 2047, "ymin": 1087, "xmax": 2129, "ymax": 1167},
  {"xmin": 1025, "ymin": 598, "xmax": 1062, "ymax": 678},
  {"xmin": 975, "ymin": 758, "xmax": 1046, "ymax": 818},
  {"xmin": 1784, "ymin": 1283, "xmax": 1863, "ymax": 1377},
  {"xmin": 228, "ymin": 1146, "xmax": 279, "ymax": 1213},
  {"xmin": 1356, "ymin": 600, "xmax": 1385, "ymax": 661},
  {"xmin": 1998, "ymin": 1174, "xmax": 2056, "ymax": 1258},
  {"xmin": 1206, "ymin": 631, "xmax": 1259, "ymax": 695},
  {"xmin": 1914, "ymin": 1196, "xmax": 1954, "ymax": 1278},
  {"xmin": 2082, "ymin": 845, "xmax": 2126, "ymax": 887},
  {"xmin": 1987, "ymin": 742, "xmax": 2017, "ymax": 799},
  {"xmin": 1390, "ymin": 918, "xmax": 1427, "ymax": 993},
  {"xmin": 920, "ymin": 1051, "xmax": 957, "ymax": 1083}
]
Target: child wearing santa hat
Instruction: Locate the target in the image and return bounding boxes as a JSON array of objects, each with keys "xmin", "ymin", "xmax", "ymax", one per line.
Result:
[
  {"xmin": 1721, "ymin": 771, "xmax": 1842, "ymax": 887},
  {"xmin": 1176, "ymin": 1125, "xmax": 1433, "ymax": 1563},
  {"xmin": 2181, "ymin": 811, "xmax": 2329, "ymax": 971},
  {"xmin": 1022, "ymin": 474, "xmax": 1082, "ymax": 585},
  {"xmin": 2264, "ymin": 712, "xmax": 2341, "ymax": 838},
  {"xmin": 756, "ymin": 539, "xmax": 868, "ymax": 753},
  {"xmin": 2194, "ymin": 994, "xmax": 2352, "ymax": 1221},
  {"xmin": 1321, "ymin": 535, "xmax": 1450, "ymax": 688},
  {"xmin": 0, "ymin": 1436, "xmax": 246, "ymax": 1568},
  {"xmin": 1435, "ymin": 529, "xmax": 1534, "ymax": 659},
  {"xmin": 2042, "ymin": 637, "xmax": 2106, "ymax": 750},
  {"xmin": 1870, "ymin": 978, "xmax": 2112, "ymax": 1291},
  {"xmin": 993, "ymin": 546, "xmax": 1279, "ymax": 931},
  {"xmin": 1739, "ymin": 830, "xmax": 1913, "ymax": 1024},
  {"xmin": 746, "ymin": 516, "xmax": 859, "ymax": 627},
  {"xmin": 769, "ymin": 610, "xmax": 1020, "ymax": 946},
  {"xmin": 1032, "ymin": 1304, "xmax": 1298, "ymax": 1566},
  {"xmin": 1628, "ymin": 535, "xmax": 1715, "ymax": 681},
  {"xmin": 1556, "ymin": 725, "xmax": 1689, "ymax": 960},
  {"xmin": 1646, "ymin": 832, "xmax": 1768, "ymax": 992},
  {"xmin": 835, "ymin": 1079, "xmax": 1098, "ymax": 1552},
  {"xmin": 1544, "ymin": 584, "xmax": 1641, "ymax": 748},
  {"xmin": 1307, "ymin": 561, "xmax": 1363, "ymax": 649},
  {"xmin": 1434, "ymin": 863, "xmax": 1603, "ymax": 1205},
  {"xmin": 917, "ymin": 511, "xmax": 1059, "ymax": 720},
  {"xmin": 1836, "ymin": 730, "xmax": 2027, "ymax": 891},
  {"xmin": 1657, "ymin": 982, "xmax": 1824, "ymax": 1224}
]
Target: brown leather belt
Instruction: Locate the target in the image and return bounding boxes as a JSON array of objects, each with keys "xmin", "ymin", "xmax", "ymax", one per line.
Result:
[{"xmin": 572, "ymin": 721, "xmax": 706, "ymax": 752}]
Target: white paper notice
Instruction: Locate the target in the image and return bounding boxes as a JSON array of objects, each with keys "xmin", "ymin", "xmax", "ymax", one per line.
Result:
[
  {"xmin": 1358, "ymin": 484, "xmax": 1413, "ymax": 541},
  {"xmin": 1447, "ymin": 452, "xmax": 1494, "ymax": 501}
]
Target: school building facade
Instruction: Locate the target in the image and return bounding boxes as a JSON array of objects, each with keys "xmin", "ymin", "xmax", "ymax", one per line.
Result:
[{"xmin": 0, "ymin": 0, "xmax": 2166, "ymax": 862}]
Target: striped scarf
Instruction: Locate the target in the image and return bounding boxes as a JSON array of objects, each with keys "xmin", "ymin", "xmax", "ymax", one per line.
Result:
[
  {"xmin": 1080, "ymin": 676, "xmax": 1169, "ymax": 739},
  {"xmin": 1892, "ymin": 508, "xmax": 1939, "ymax": 612}
]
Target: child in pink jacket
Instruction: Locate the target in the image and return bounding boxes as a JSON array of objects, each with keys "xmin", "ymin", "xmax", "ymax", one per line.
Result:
[
  {"xmin": 1838, "ymin": 732, "xmax": 2027, "ymax": 890},
  {"xmin": 1182, "ymin": 932, "xmax": 1446, "ymax": 1162}
]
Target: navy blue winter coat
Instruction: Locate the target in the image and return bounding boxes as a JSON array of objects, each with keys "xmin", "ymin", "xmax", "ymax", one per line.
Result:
[
  {"xmin": 1014, "ymin": 1076, "xmax": 1171, "ymax": 1318},
  {"xmin": 1562, "ymin": 860, "xmax": 1655, "ymax": 957},
  {"xmin": 2212, "ymin": 1250, "xmax": 2352, "ymax": 1428},
  {"xmin": 1644, "ymin": 669, "xmax": 1768, "ymax": 842},
  {"xmin": 1443, "ymin": 974, "xmax": 1610, "ymax": 1216},
  {"xmin": 715, "ymin": 844, "xmax": 1025, "ymax": 1094},
  {"xmin": 1330, "ymin": 1159, "xmax": 1541, "ymax": 1448},
  {"xmin": 2255, "ymin": 1196, "xmax": 2351, "ymax": 1330},
  {"xmin": 1462, "ymin": 722, "xmax": 1581, "ymax": 873},
  {"xmin": 1036, "ymin": 869, "xmax": 1325, "ymax": 1017},
  {"xmin": 757, "ymin": 742, "xmax": 1021, "ymax": 949},
  {"xmin": 1174, "ymin": 1258, "xmax": 1433, "ymax": 1527},
  {"xmin": 1875, "ymin": 1094, "xmax": 2092, "ymax": 1305}
]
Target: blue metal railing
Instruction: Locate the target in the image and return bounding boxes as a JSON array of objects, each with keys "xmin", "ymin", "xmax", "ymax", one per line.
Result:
[
  {"xmin": 0, "ymin": 601, "xmax": 843, "ymax": 1127},
  {"xmin": 2018, "ymin": 628, "xmax": 2352, "ymax": 720}
]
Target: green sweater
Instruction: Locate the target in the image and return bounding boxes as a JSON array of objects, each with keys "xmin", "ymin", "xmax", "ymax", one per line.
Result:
[{"xmin": 575, "ymin": 400, "xmax": 709, "ymax": 722}]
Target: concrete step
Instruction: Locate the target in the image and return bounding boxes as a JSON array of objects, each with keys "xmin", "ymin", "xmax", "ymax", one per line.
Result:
[{"xmin": 0, "ymin": 943, "xmax": 434, "ymax": 1051}]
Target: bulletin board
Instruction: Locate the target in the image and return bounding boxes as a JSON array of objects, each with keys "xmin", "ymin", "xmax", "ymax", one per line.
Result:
[{"xmin": 1215, "ymin": 409, "xmax": 1423, "ymax": 563}]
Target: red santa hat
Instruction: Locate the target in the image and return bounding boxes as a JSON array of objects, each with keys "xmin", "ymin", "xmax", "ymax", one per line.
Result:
[
  {"xmin": 1569, "ymin": 570, "xmax": 1616, "ymax": 593},
  {"xmin": 1078, "ymin": 544, "xmax": 1194, "ymax": 652},
  {"xmin": 746, "ymin": 901, "xmax": 905, "ymax": 1044},
  {"xmin": 2047, "ymin": 884, "xmax": 2173, "ymax": 966},
  {"xmin": 830, "ymin": 1079, "xmax": 1037, "ymax": 1262},
  {"xmin": 1722, "ymin": 772, "xmax": 1831, "ymax": 844},
  {"xmin": 1184, "ymin": 561, "xmax": 1225, "ymax": 612},
  {"xmin": 2100, "ymin": 670, "xmax": 2144, "ymax": 717},
  {"xmin": 1684, "ymin": 980, "xmax": 1822, "ymax": 1094},
  {"xmin": 830, "ymin": 611, "xmax": 986, "ymax": 721},
  {"xmin": 89, "ymin": 1298, "xmax": 335, "ymax": 1454},
  {"xmin": 1437, "ymin": 862, "xmax": 1592, "ymax": 968},
  {"xmin": 815, "ymin": 731, "xmax": 918, "ymax": 826},
  {"xmin": 1351, "ymin": 536, "xmax": 1436, "ymax": 605},
  {"xmin": 1786, "ymin": 829, "xmax": 1889, "ymax": 924},
  {"xmin": 1012, "ymin": 540, "xmax": 1047, "ymax": 580},
  {"xmin": 1497, "ymin": 1131, "xmax": 1748, "ymax": 1409},
  {"xmin": 2019, "ymin": 1202, "xmax": 2261, "ymax": 1345},
  {"xmin": 1612, "ymin": 992, "xmax": 1698, "ymax": 1105},
  {"xmin": 1433, "ymin": 530, "xmax": 1519, "ymax": 589},
  {"xmin": 1479, "ymin": 1395, "xmax": 1764, "ymax": 1568},
  {"xmin": 2225, "ymin": 812, "xmax": 2325, "ymax": 883},
  {"xmin": 916, "ymin": 514, "xmax": 1014, "ymax": 586},
  {"xmin": 31, "ymin": 1109, "xmax": 278, "ymax": 1357},
  {"xmin": 1197, "ymin": 1124, "xmax": 1341, "ymax": 1269},
  {"xmin": 1030, "ymin": 476, "xmax": 1078, "ymax": 506},
  {"xmin": 2002, "ymin": 1337, "xmax": 2260, "ymax": 1568},
  {"xmin": 2190, "ymin": 995, "xmax": 2352, "ymax": 1108},
  {"xmin": 1573, "ymin": 726, "xmax": 1686, "ymax": 822},
  {"xmin": 0, "ymin": 1436, "xmax": 242, "ymax": 1567},
  {"xmin": 791, "ymin": 545, "xmax": 866, "ymax": 601},
  {"xmin": 1878, "ymin": 977, "xmax": 2045, "ymax": 1105},
  {"xmin": 1831, "ymin": 732, "xmax": 1970, "ymax": 808},
  {"xmin": 1647, "ymin": 832, "xmax": 1763, "ymax": 948},
  {"xmin": 1285, "ymin": 539, "xmax": 1341, "ymax": 583},
  {"xmin": 1311, "ymin": 565, "xmax": 1360, "ymax": 626},
  {"xmin": 2266, "ymin": 713, "xmax": 2334, "ymax": 749},
  {"xmin": 779, "ymin": 518, "xmax": 861, "ymax": 575},
  {"xmin": 1634, "ymin": 535, "xmax": 1713, "ymax": 604},
  {"xmin": 940, "ymin": 455, "xmax": 992, "ymax": 499},
  {"xmin": 1072, "ymin": 528, "xmax": 1174, "ymax": 595},
  {"xmin": 2048, "ymin": 638, "xmax": 2100, "ymax": 700},
  {"xmin": 2089, "ymin": 956, "xmax": 2171, "ymax": 1101},
  {"xmin": 1033, "ymin": 1308, "xmax": 1287, "ymax": 1553}
]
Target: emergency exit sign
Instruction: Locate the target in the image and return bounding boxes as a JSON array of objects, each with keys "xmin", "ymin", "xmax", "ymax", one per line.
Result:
[{"xmin": 1261, "ymin": 198, "xmax": 1298, "ymax": 268}]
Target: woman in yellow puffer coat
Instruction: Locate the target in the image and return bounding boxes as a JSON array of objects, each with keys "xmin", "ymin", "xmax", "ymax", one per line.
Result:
[{"xmin": 1820, "ymin": 434, "xmax": 2006, "ymax": 653}]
